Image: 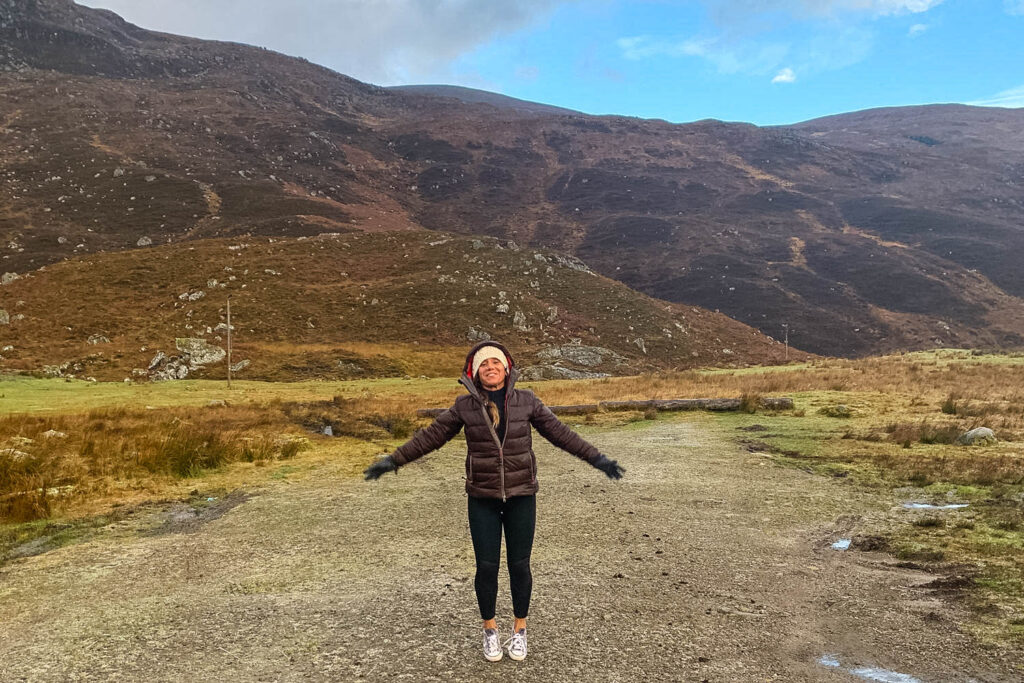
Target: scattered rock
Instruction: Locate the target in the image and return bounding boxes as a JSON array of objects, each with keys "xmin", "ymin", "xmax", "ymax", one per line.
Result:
[
  {"xmin": 230, "ymin": 359, "xmax": 250, "ymax": 373},
  {"xmin": 337, "ymin": 360, "xmax": 365, "ymax": 375},
  {"xmin": 207, "ymin": 400, "xmax": 227, "ymax": 407},
  {"xmin": 137, "ymin": 236, "xmax": 153, "ymax": 246},
  {"xmin": 150, "ymin": 356, "xmax": 190, "ymax": 381},
  {"xmin": 2, "ymin": 272, "xmax": 19, "ymax": 285},
  {"xmin": 0, "ymin": 310, "xmax": 8, "ymax": 325},
  {"xmin": 496, "ymin": 303, "xmax": 509, "ymax": 314},
  {"xmin": 467, "ymin": 326, "xmax": 491, "ymax": 342},
  {"xmin": 956, "ymin": 427, "xmax": 996, "ymax": 446},
  {"xmin": 113, "ymin": 167, "xmax": 125, "ymax": 177},
  {"xmin": 513, "ymin": 309, "xmax": 529, "ymax": 331},
  {"xmin": 0, "ymin": 448, "xmax": 29, "ymax": 460},
  {"xmin": 148, "ymin": 340, "xmax": 227, "ymax": 380},
  {"xmin": 175, "ymin": 338, "xmax": 226, "ymax": 366},
  {"xmin": 550, "ymin": 253, "xmax": 593, "ymax": 274},
  {"xmin": 86, "ymin": 334, "xmax": 110, "ymax": 345},
  {"xmin": 818, "ymin": 404, "xmax": 853, "ymax": 418}
]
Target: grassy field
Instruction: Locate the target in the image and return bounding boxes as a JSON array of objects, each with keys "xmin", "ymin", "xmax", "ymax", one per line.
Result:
[{"xmin": 2, "ymin": 348, "xmax": 1023, "ymax": 641}]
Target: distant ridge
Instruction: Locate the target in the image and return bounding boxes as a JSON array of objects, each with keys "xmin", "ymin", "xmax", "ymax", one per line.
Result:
[{"xmin": 388, "ymin": 84, "xmax": 581, "ymax": 116}]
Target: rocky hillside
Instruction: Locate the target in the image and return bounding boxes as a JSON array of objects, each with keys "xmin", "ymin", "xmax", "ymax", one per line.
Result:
[
  {"xmin": 0, "ymin": 231, "xmax": 801, "ymax": 381},
  {"xmin": 2, "ymin": 0, "xmax": 1023, "ymax": 359}
]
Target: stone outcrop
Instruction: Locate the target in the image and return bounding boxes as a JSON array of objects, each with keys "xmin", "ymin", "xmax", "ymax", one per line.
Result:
[
  {"xmin": 147, "ymin": 338, "xmax": 226, "ymax": 380},
  {"xmin": 956, "ymin": 427, "xmax": 996, "ymax": 446}
]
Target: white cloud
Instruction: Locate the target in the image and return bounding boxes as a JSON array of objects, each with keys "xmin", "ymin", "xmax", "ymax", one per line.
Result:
[
  {"xmin": 707, "ymin": 0, "xmax": 944, "ymax": 22},
  {"xmin": 617, "ymin": 36, "xmax": 709, "ymax": 60},
  {"xmin": 618, "ymin": 25, "xmax": 871, "ymax": 80},
  {"xmin": 968, "ymin": 85, "xmax": 1024, "ymax": 108},
  {"xmin": 1005, "ymin": 0, "xmax": 1024, "ymax": 15},
  {"xmin": 908, "ymin": 23, "xmax": 928, "ymax": 36},
  {"xmin": 618, "ymin": 35, "xmax": 789, "ymax": 75},
  {"xmin": 772, "ymin": 67, "xmax": 796, "ymax": 83},
  {"xmin": 77, "ymin": 0, "xmax": 563, "ymax": 85}
]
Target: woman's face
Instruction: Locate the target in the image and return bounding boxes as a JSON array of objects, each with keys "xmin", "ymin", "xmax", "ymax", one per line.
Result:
[{"xmin": 478, "ymin": 357, "xmax": 507, "ymax": 390}]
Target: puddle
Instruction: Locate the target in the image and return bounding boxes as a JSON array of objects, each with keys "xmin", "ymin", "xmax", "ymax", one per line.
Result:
[
  {"xmin": 831, "ymin": 539, "xmax": 851, "ymax": 550},
  {"xmin": 819, "ymin": 655, "xmax": 922, "ymax": 682},
  {"xmin": 902, "ymin": 503, "xmax": 968, "ymax": 510}
]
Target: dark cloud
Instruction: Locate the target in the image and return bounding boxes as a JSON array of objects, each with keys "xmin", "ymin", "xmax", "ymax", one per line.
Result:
[{"xmin": 78, "ymin": 0, "xmax": 564, "ymax": 84}]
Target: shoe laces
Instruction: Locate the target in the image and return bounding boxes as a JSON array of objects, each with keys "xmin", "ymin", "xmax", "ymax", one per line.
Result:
[
  {"xmin": 484, "ymin": 629, "xmax": 500, "ymax": 651},
  {"xmin": 504, "ymin": 629, "xmax": 527, "ymax": 654}
]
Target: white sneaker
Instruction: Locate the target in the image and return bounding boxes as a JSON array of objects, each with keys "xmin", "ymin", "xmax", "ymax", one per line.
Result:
[
  {"xmin": 483, "ymin": 628, "xmax": 502, "ymax": 662},
  {"xmin": 505, "ymin": 628, "xmax": 527, "ymax": 661}
]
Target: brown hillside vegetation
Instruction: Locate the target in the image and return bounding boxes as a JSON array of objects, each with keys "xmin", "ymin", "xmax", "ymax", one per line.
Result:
[
  {"xmin": 2, "ymin": 0, "xmax": 1024, "ymax": 356},
  {"xmin": 0, "ymin": 231, "xmax": 802, "ymax": 381}
]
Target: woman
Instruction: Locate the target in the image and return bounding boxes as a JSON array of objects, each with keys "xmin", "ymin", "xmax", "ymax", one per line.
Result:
[{"xmin": 363, "ymin": 340, "xmax": 624, "ymax": 662}]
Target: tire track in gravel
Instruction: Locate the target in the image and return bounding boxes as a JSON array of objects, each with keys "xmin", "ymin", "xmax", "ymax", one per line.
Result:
[{"xmin": 0, "ymin": 414, "xmax": 1020, "ymax": 682}]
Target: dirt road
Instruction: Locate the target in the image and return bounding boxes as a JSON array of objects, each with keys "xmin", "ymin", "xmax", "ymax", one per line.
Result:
[{"xmin": 1, "ymin": 414, "xmax": 1019, "ymax": 681}]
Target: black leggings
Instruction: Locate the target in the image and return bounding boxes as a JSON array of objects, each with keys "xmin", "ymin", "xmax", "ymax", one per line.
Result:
[{"xmin": 467, "ymin": 494, "xmax": 536, "ymax": 620}]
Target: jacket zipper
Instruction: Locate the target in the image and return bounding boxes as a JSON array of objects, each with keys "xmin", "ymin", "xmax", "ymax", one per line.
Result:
[
  {"xmin": 501, "ymin": 391, "xmax": 511, "ymax": 498},
  {"xmin": 481, "ymin": 404, "xmax": 506, "ymax": 501}
]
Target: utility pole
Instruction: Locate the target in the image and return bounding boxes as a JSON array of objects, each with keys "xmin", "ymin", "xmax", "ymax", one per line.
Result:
[
  {"xmin": 226, "ymin": 296, "xmax": 232, "ymax": 389},
  {"xmin": 782, "ymin": 323, "xmax": 789, "ymax": 361}
]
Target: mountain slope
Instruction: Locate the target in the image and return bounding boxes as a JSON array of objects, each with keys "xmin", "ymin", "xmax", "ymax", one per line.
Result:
[
  {"xmin": 2, "ymin": 0, "xmax": 1023, "ymax": 357},
  {"xmin": 0, "ymin": 231, "xmax": 800, "ymax": 381},
  {"xmin": 387, "ymin": 85, "xmax": 580, "ymax": 116}
]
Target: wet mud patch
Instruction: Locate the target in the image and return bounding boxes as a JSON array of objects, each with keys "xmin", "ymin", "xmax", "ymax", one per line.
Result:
[
  {"xmin": 739, "ymin": 439, "xmax": 801, "ymax": 456},
  {"xmin": 1, "ymin": 509, "xmax": 140, "ymax": 565},
  {"xmin": 147, "ymin": 490, "xmax": 254, "ymax": 536}
]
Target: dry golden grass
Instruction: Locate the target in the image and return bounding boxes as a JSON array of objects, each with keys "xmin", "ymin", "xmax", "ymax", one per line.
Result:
[
  {"xmin": 3, "ymin": 349, "xmax": 1024, "ymax": 525},
  {"xmin": 0, "ymin": 403, "xmax": 309, "ymax": 522}
]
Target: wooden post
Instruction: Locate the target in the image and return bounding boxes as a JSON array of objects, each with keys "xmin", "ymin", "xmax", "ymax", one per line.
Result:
[
  {"xmin": 226, "ymin": 296, "xmax": 232, "ymax": 389},
  {"xmin": 782, "ymin": 323, "xmax": 789, "ymax": 361}
]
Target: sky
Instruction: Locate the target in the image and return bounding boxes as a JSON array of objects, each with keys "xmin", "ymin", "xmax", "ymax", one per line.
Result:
[{"xmin": 78, "ymin": 0, "xmax": 1024, "ymax": 126}]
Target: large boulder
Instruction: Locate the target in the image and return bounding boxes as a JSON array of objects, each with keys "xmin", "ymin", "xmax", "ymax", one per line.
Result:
[
  {"xmin": 535, "ymin": 343, "xmax": 626, "ymax": 368},
  {"xmin": 175, "ymin": 338, "xmax": 226, "ymax": 366},
  {"xmin": 148, "ymin": 339, "xmax": 227, "ymax": 380},
  {"xmin": 956, "ymin": 427, "xmax": 996, "ymax": 446}
]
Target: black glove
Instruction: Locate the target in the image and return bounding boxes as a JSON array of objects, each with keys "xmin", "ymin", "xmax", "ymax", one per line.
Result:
[
  {"xmin": 363, "ymin": 455, "xmax": 398, "ymax": 480},
  {"xmin": 591, "ymin": 454, "xmax": 625, "ymax": 480}
]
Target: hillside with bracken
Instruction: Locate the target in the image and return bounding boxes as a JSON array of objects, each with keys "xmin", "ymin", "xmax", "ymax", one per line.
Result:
[{"xmin": 0, "ymin": 230, "xmax": 802, "ymax": 381}]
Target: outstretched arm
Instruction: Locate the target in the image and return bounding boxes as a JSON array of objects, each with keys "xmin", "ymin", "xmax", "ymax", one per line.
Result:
[
  {"xmin": 364, "ymin": 408, "xmax": 464, "ymax": 480},
  {"xmin": 529, "ymin": 398, "xmax": 625, "ymax": 479}
]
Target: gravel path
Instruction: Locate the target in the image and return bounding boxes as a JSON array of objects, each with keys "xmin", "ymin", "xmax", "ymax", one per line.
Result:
[{"xmin": 1, "ymin": 414, "xmax": 1020, "ymax": 682}]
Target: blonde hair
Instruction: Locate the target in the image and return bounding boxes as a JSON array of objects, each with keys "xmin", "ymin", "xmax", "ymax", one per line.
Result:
[{"xmin": 474, "ymin": 377, "xmax": 502, "ymax": 431}]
